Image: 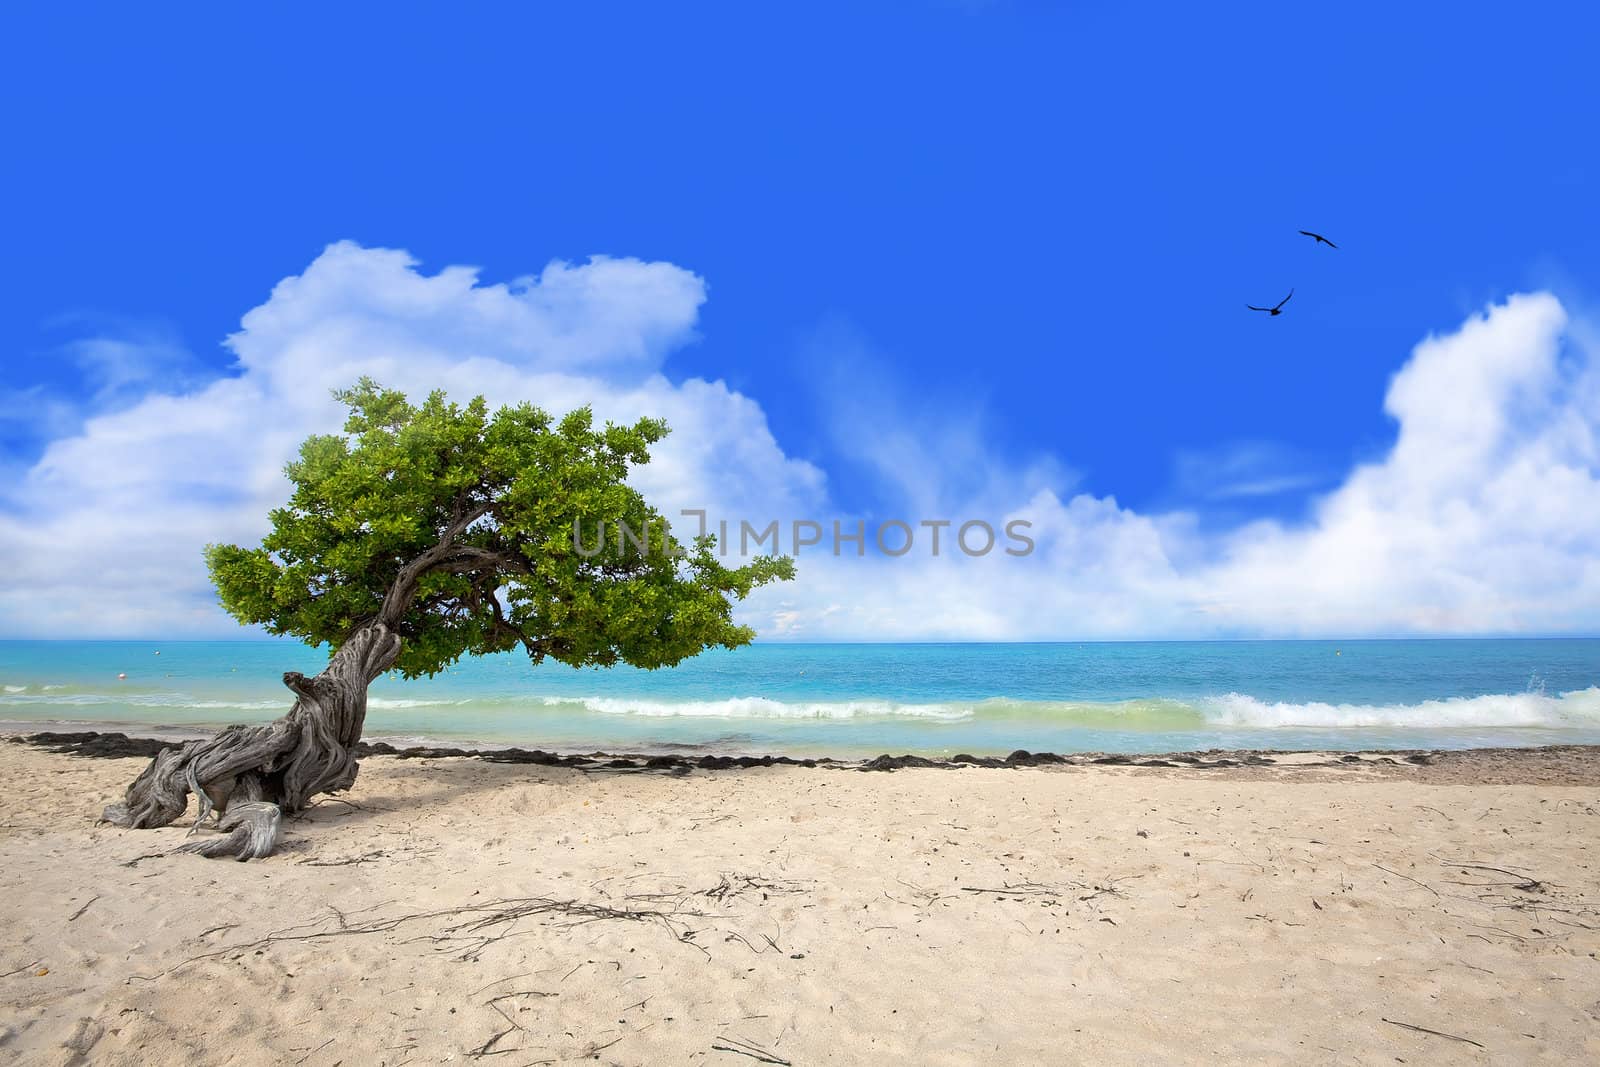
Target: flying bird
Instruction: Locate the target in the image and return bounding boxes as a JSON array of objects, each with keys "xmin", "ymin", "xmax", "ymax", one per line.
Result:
[
  {"xmin": 1247, "ymin": 289, "xmax": 1294, "ymax": 316},
  {"xmin": 1298, "ymin": 230, "xmax": 1338, "ymax": 248}
]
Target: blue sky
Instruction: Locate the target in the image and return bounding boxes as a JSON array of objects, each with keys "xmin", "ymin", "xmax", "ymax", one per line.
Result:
[{"xmin": 2, "ymin": 3, "xmax": 1599, "ymax": 639}]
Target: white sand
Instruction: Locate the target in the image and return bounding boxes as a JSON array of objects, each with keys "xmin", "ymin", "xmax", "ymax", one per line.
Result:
[{"xmin": 2, "ymin": 741, "xmax": 1598, "ymax": 1064}]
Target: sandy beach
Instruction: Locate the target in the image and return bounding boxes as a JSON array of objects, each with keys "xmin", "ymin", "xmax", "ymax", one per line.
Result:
[{"xmin": 2, "ymin": 738, "xmax": 1598, "ymax": 1065}]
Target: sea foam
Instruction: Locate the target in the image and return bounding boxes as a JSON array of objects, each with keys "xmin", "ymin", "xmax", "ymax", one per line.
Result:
[
  {"xmin": 1198, "ymin": 687, "xmax": 1600, "ymax": 729},
  {"xmin": 530, "ymin": 687, "xmax": 1600, "ymax": 730}
]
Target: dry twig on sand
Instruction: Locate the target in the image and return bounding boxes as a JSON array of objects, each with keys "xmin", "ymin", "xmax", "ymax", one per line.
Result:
[
  {"xmin": 1381, "ymin": 1017, "xmax": 1486, "ymax": 1049},
  {"xmin": 712, "ymin": 1035, "xmax": 793, "ymax": 1064},
  {"xmin": 131, "ymin": 895, "xmax": 709, "ymax": 981}
]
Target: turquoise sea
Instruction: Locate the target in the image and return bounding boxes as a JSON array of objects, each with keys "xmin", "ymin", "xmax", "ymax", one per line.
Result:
[{"xmin": 1, "ymin": 639, "xmax": 1597, "ymax": 757}]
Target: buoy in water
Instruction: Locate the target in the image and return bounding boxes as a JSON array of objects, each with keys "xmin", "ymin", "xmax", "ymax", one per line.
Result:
[{"xmin": 117, "ymin": 672, "xmax": 127, "ymax": 680}]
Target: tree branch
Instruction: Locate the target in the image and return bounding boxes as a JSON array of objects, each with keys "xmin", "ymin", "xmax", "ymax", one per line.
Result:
[
  {"xmin": 485, "ymin": 586, "xmax": 547, "ymax": 662},
  {"xmin": 377, "ymin": 503, "xmax": 495, "ymax": 627}
]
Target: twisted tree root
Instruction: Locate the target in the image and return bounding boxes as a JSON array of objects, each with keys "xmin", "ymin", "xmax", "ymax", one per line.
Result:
[
  {"xmin": 175, "ymin": 801, "xmax": 283, "ymax": 861},
  {"xmin": 101, "ymin": 623, "xmax": 402, "ymax": 861}
]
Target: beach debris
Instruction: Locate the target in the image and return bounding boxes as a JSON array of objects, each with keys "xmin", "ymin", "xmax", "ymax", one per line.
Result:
[
  {"xmin": 132, "ymin": 892, "xmax": 709, "ymax": 983},
  {"xmin": 1373, "ymin": 863, "xmax": 1440, "ymax": 898},
  {"xmin": 1006, "ymin": 750, "xmax": 1070, "ymax": 766},
  {"xmin": 961, "ymin": 882, "xmax": 1067, "ymax": 899},
  {"xmin": 45, "ymin": 729, "xmax": 1559, "ymax": 780},
  {"xmin": 1441, "ymin": 861, "xmax": 1545, "ymax": 892},
  {"xmin": 860, "ymin": 754, "xmax": 940, "ymax": 772},
  {"xmin": 862, "ymin": 750, "xmax": 1070, "ymax": 771},
  {"xmin": 701, "ymin": 873, "xmax": 810, "ymax": 902},
  {"xmin": 297, "ymin": 849, "xmax": 389, "ymax": 867},
  {"xmin": 22, "ymin": 732, "xmax": 177, "ymax": 759},
  {"xmin": 696, "ymin": 754, "xmax": 822, "ymax": 770},
  {"xmin": 711, "ymin": 1036, "xmax": 792, "ymax": 1065},
  {"xmin": 290, "ymin": 1037, "xmax": 334, "ymax": 1063},
  {"xmin": 1381, "ymin": 1017, "xmax": 1485, "ymax": 1049},
  {"xmin": 467, "ymin": 987, "xmax": 563, "ymax": 1061}
]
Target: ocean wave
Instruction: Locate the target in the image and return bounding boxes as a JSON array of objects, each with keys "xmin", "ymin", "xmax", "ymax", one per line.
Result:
[
  {"xmin": 1198, "ymin": 687, "xmax": 1600, "ymax": 729},
  {"xmin": 539, "ymin": 695, "xmax": 977, "ymax": 721},
  {"xmin": 0, "ymin": 690, "xmax": 477, "ymax": 713},
  {"xmin": 367, "ymin": 697, "xmax": 476, "ymax": 709},
  {"xmin": 527, "ymin": 688, "xmax": 1600, "ymax": 729},
  {"xmin": 0, "ymin": 693, "xmax": 285, "ymax": 711},
  {"xmin": 5, "ymin": 684, "xmax": 1598, "ymax": 732}
]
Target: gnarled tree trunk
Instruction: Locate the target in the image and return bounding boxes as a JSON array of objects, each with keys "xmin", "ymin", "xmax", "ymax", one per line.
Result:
[{"xmin": 102, "ymin": 623, "xmax": 402, "ymax": 860}]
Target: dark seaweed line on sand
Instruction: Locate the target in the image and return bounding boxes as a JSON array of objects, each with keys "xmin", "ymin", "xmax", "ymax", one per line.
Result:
[
  {"xmin": 13, "ymin": 729, "xmax": 1599, "ymax": 775},
  {"xmin": 4, "ymin": 730, "xmax": 1297, "ymax": 770}
]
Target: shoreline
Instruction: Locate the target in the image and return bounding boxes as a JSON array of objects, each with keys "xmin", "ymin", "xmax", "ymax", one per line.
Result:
[{"xmin": 11, "ymin": 728, "xmax": 1600, "ymax": 784}]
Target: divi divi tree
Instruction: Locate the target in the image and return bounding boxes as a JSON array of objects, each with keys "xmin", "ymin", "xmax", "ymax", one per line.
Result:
[{"xmin": 102, "ymin": 380, "xmax": 793, "ymax": 859}]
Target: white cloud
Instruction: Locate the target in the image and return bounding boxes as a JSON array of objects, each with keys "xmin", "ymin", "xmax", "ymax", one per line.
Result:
[
  {"xmin": 1171, "ymin": 440, "xmax": 1327, "ymax": 501},
  {"xmin": 0, "ymin": 242, "xmax": 823, "ymax": 636},
  {"xmin": 776, "ymin": 291, "xmax": 1600, "ymax": 639},
  {"xmin": 1, "ymin": 243, "xmax": 1597, "ymax": 641},
  {"xmin": 65, "ymin": 326, "xmax": 201, "ymax": 407},
  {"xmin": 1193, "ymin": 292, "xmax": 1600, "ymax": 635}
]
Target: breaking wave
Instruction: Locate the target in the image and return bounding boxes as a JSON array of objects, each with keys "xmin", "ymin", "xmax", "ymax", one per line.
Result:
[
  {"xmin": 1198, "ymin": 687, "xmax": 1600, "ymax": 729},
  {"xmin": 4, "ymin": 681, "xmax": 1598, "ymax": 735},
  {"xmin": 532, "ymin": 687, "xmax": 1600, "ymax": 730}
]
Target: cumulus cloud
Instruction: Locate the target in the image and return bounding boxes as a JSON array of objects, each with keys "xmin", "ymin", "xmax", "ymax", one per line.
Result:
[
  {"xmin": 1195, "ymin": 292, "xmax": 1600, "ymax": 635},
  {"xmin": 0, "ymin": 242, "xmax": 823, "ymax": 636},
  {"xmin": 790, "ymin": 292, "xmax": 1600, "ymax": 639},
  {"xmin": 764, "ymin": 291, "xmax": 1600, "ymax": 639},
  {"xmin": 1, "ymin": 242, "xmax": 1596, "ymax": 640}
]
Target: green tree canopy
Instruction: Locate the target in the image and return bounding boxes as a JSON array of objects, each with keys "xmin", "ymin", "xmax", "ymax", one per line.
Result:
[{"xmin": 206, "ymin": 379, "xmax": 794, "ymax": 677}]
